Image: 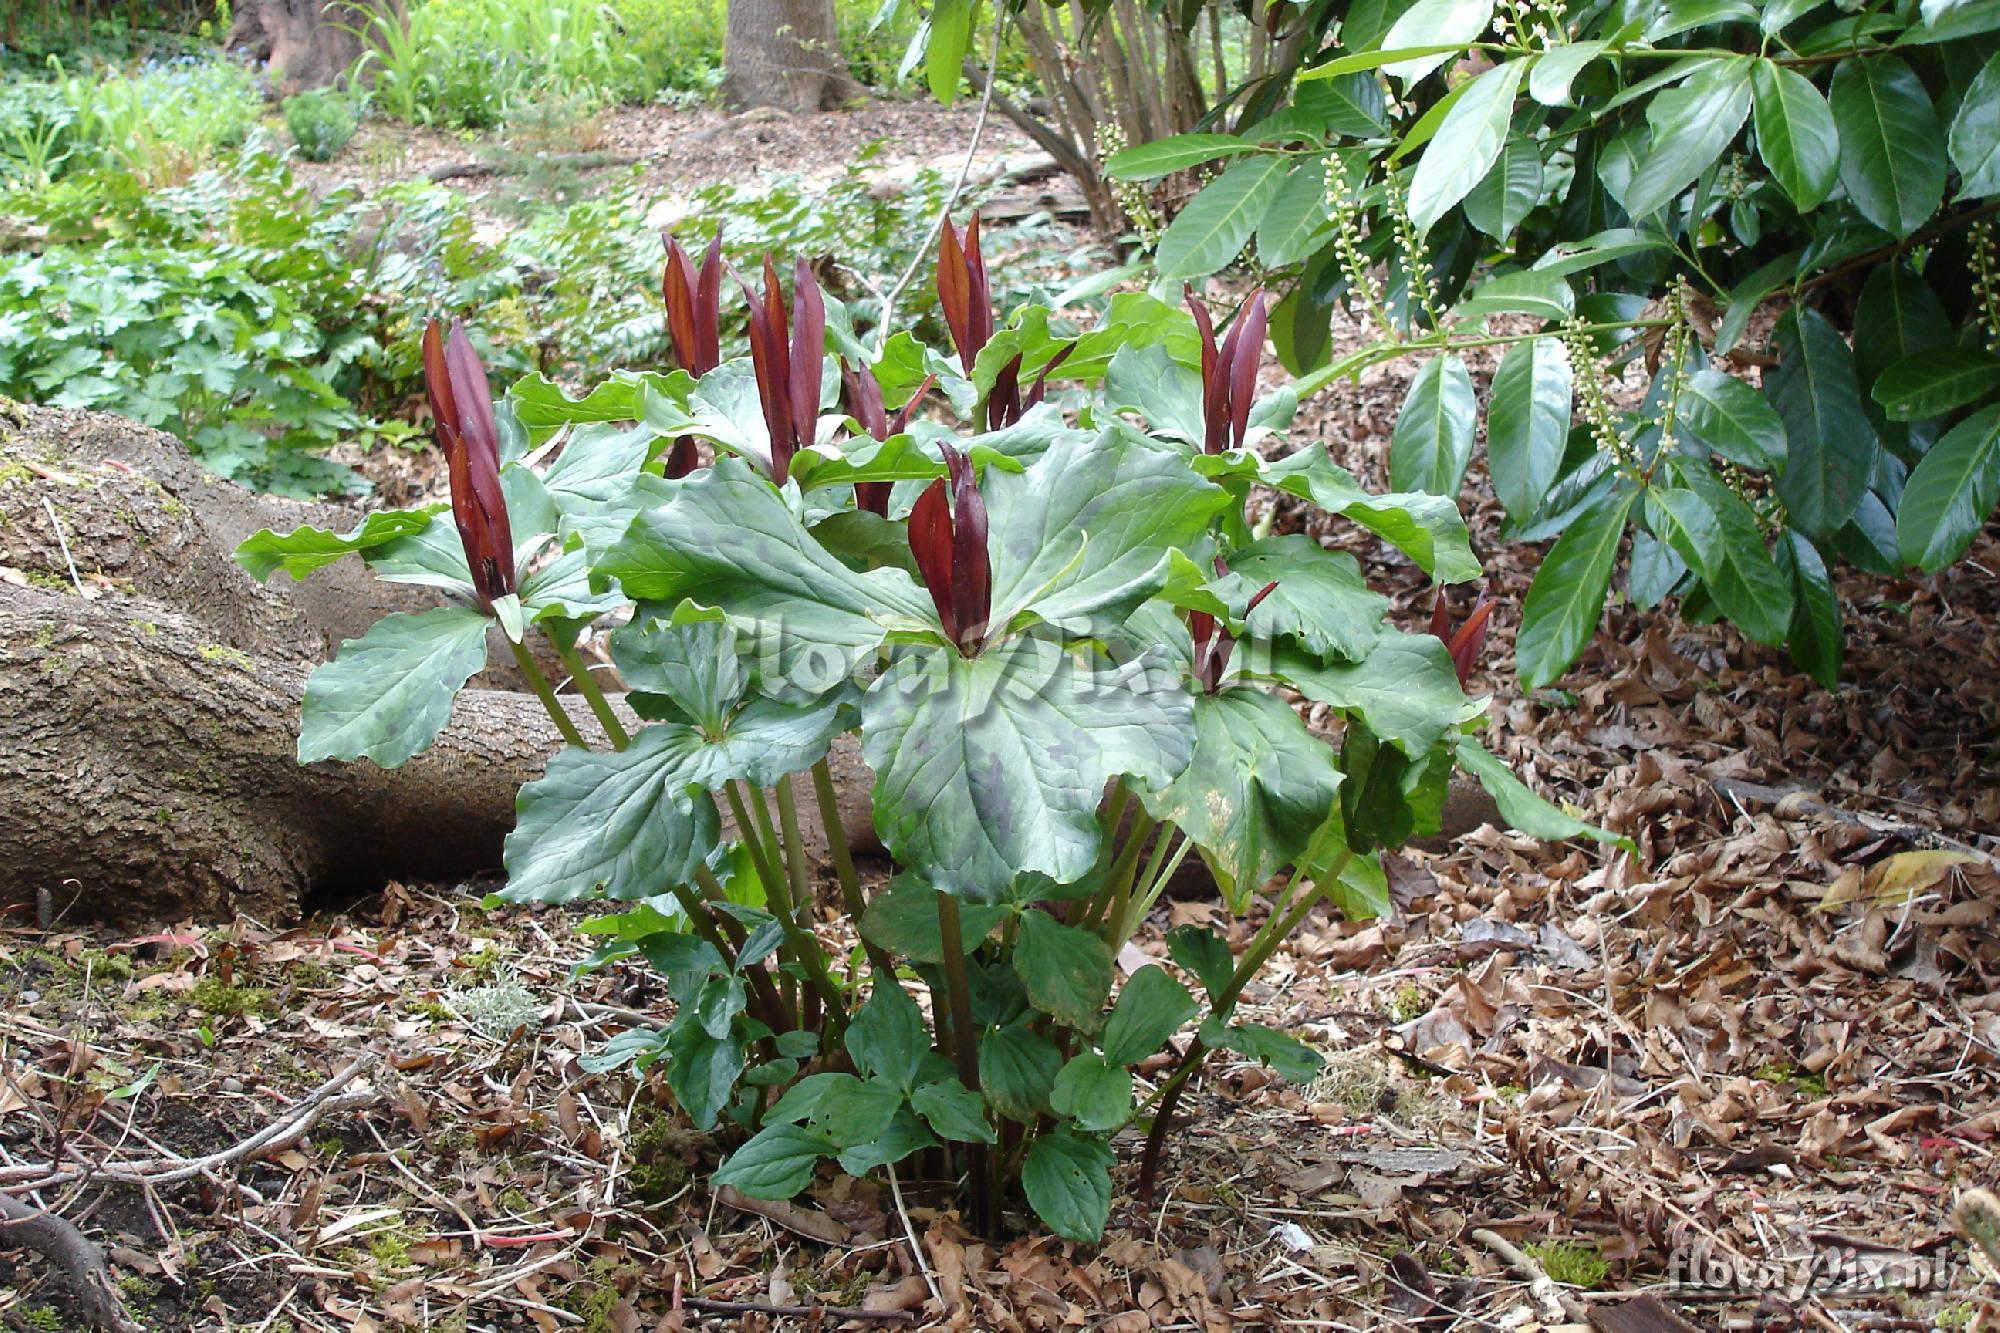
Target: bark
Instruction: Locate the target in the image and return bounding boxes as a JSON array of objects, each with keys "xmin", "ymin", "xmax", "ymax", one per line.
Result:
[
  {"xmin": 0, "ymin": 402, "xmax": 872, "ymax": 925},
  {"xmin": 228, "ymin": 0, "xmax": 393, "ymax": 96},
  {"xmin": 720, "ymin": 0, "xmax": 865, "ymax": 113}
]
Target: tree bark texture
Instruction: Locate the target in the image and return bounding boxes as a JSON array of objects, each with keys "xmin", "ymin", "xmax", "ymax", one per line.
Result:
[
  {"xmin": 228, "ymin": 0, "xmax": 393, "ymax": 95},
  {"xmin": 0, "ymin": 402, "xmax": 872, "ymax": 925},
  {"xmin": 721, "ymin": 0, "xmax": 865, "ymax": 113}
]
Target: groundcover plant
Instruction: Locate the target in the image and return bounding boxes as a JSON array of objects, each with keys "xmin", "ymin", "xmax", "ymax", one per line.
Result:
[{"xmin": 238, "ymin": 222, "xmax": 1622, "ymax": 1241}]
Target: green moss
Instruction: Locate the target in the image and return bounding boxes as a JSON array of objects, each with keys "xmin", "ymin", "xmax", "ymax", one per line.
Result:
[
  {"xmin": 627, "ymin": 1106, "xmax": 695, "ymax": 1204},
  {"xmin": 22, "ymin": 1307, "xmax": 64, "ymax": 1332},
  {"xmin": 1389, "ymin": 982, "xmax": 1427, "ymax": 1023},
  {"xmin": 367, "ymin": 1226, "xmax": 413, "ymax": 1270},
  {"xmin": 1524, "ymin": 1240, "xmax": 1608, "ymax": 1289},
  {"xmin": 196, "ymin": 642, "xmax": 253, "ymax": 670},
  {"xmin": 188, "ymin": 976, "xmax": 273, "ymax": 1018}
]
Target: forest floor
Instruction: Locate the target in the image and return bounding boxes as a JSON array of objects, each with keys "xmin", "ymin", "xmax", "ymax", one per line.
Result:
[{"xmin": 4, "ymin": 97, "xmax": 2000, "ymax": 1333}]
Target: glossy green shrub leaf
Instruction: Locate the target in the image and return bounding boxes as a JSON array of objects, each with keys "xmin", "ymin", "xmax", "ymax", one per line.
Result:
[
  {"xmin": 1156, "ymin": 155, "xmax": 1290, "ymax": 281},
  {"xmin": 1950, "ymin": 50, "xmax": 2000, "ymax": 197},
  {"xmin": 1379, "ymin": 0, "xmax": 1494, "ymax": 84},
  {"xmin": 1770, "ymin": 308, "xmax": 1878, "ymax": 538},
  {"xmin": 1389, "ymin": 353, "xmax": 1477, "ymax": 496},
  {"xmin": 1647, "ymin": 477, "xmax": 1792, "ymax": 646},
  {"xmin": 298, "ymin": 607, "xmax": 492, "ymax": 767},
  {"xmin": 1623, "ymin": 59, "xmax": 1752, "ymax": 220},
  {"xmin": 1750, "ymin": 60, "xmax": 1839, "ymax": 210},
  {"xmin": 1871, "ymin": 349, "xmax": 2000, "ymax": 421},
  {"xmin": 1408, "ymin": 61, "xmax": 1526, "ymax": 233},
  {"xmin": 1829, "ymin": 57, "xmax": 1946, "ymax": 239},
  {"xmin": 1515, "ymin": 491, "xmax": 1635, "ymax": 688},
  {"xmin": 1022, "ymin": 1130, "xmax": 1114, "ymax": 1243},
  {"xmin": 1897, "ymin": 404, "xmax": 2000, "ymax": 571},
  {"xmin": 1778, "ymin": 531, "xmax": 1843, "ymax": 688},
  {"xmin": 1676, "ymin": 368, "xmax": 1787, "ymax": 469},
  {"xmin": 1463, "ymin": 137, "xmax": 1544, "ymax": 240},
  {"xmin": 1104, "ymin": 133, "xmax": 1251, "ymax": 181},
  {"xmin": 1486, "ymin": 337, "xmax": 1573, "ymax": 520}
]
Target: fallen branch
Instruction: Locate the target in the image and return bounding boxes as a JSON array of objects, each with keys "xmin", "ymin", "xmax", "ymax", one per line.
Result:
[
  {"xmin": 426, "ymin": 150, "xmax": 647, "ymax": 182},
  {"xmin": 1470, "ymin": 1227, "xmax": 1587, "ymax": 1324},
  {"xmin": 0, "ymin": 1054, "xmax": 381, "ymax": 1193},
  {"xmin": 0, "ymin": 1193, "xmax": 143, "ymax": 1333},
  {"xmin": 1710, "ymin": 778, "xmax": 2000, "ymax": 872},
  {"xmin": 680, "ymin": 1294, "xmax": 917, "ymax": 1323}
]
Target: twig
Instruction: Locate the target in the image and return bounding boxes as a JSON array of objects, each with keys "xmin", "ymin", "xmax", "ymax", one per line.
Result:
[
  {"xmin": 1471, "ymin": 1227, "xmax": 1588, "ymax": 1324},
  {"xmin": 877, "ymin": 3, "xmax": 1007, "ymax": 343},
  {"xmin": 0, "ymin": 1193, "xmax": 143, "ymax": 1333},
  {"xmin": 40, "ymin": 496, "xmax": 85, "ymax": 596},
  {"xmin": 425, "ymin": 150, "xmax": 647, "ymax": 181},
  {"xmin": 886, "ymin": 1163, "xmax": 943, "ymax": 1310},
  {"xmin": 0, "ymin": 1054, "xmax": 380, "ymax": 1192},
  {"xmin": 679, "ymin": 1294, "xmax": 917, "ymax": 1323},
  {"xmin": 1710, "ymin": 777, "xmax": 2000, "ymax": 871}
]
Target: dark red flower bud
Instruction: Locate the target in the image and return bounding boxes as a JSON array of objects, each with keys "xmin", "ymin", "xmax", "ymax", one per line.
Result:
[
  {"xmin": 841, "ymin": 363, "xmax": 934, "ymax": 516},
  {"xmin": 662, "ymin": 233, "xmax": 724, "ymax": 376},
  {"xmin": 1184, "ymin": 286, "xmax": 1267, "ymax": 454},
  {"xmin": 1430, "ymin": 588, "xmax": 1497, "ymax": 687},
  {"xmin": 422, "ymin": 318, "xmax": 515, "ymax": 612},
  {"xmin": 908, "ymin": 441, "xmax": 991, "ymax": 655},
  {"xmin": 1192, "ymin": 557, "xmax": 1276, "ymax": 692},
  {"xmin": 938, "ymin": 211, "xmax": 993, "ymax": 376}
]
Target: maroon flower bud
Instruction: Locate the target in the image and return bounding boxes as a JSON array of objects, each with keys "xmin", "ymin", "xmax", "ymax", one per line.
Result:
[
  {"xmin": 909, "ymin": 441, "xmax": 991, "ymax": 655},
  {"xmin": 661, "ymin": 233, "xmax": 724, "ymax": 479},
  {"xmin": 1184, "ymin": 286, "xmax": 1268, "ymax": 454},
  {"xmin": 1191, "ymin": 558, "xmax": 1277, "ymax": 692},
  {"xmin": 662, "ymin": 232, "xmax": 723, "ymax": 376},
  {"xmin": 840, "ymin": 361, "xmax": 934, "ymax": 516},
  {"xmin": 421, "ymin": 319, "xmax": 516, "ymax": 613},
  {"xmin": 738, "ymin": 256, "xmax": 828, "ymax": 485},
  {"xmin": 1429, "ymin": 588, "xmax": 1497, "ymax": 687},
  {"xmin": 937, "ymin": 211, "xmax": 993, "ymax": 376}
]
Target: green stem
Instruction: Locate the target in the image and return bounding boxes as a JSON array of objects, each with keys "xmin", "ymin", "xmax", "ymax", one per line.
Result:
[
  {"xmin": 508, "ymin": 639, "xmax": 587, "ymax": 749},
  {"xmin": 550, "ymin": 635, "xmax": 629, "ymax": 751},
  {"xmin": 936, "ymin": 892, "xmax": 994, "ymax": 1235},
  {"xmin": 692, "ymin": 866, "xmax": 795, "ymax": 1035},
  {"xmin": 1135, "ymin": 855, "xmax": 1350, "ymax": 1201},
  {"xmin": 724, "ymin": 783, "xmax": 797, "ymax": 1015},
  {"xmin": 1113, "ymin": 830, "xmax": 1191, "ymax": 947},
  {"xmin": 1292, "ymin": 318, "xmax": 1677, "ymax": 401},
  {"xmin": 812, "ymin": 758, "xmax": 894, "ymax": 980},
  {"xmin": 774, "ymin": 775, "xmax": 849, "ymax": 1031},
  {"xmin": 1084, "ymin": 809, "xmax": 1157, "ymax": 937}
]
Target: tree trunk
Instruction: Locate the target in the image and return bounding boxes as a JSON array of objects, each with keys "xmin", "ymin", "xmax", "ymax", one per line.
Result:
[
  {"xmin": 0, "ymin": 402, "xmax": 874, "ymax": 925},
  {"xmin": 228, "ymin": 0, "xmax": 393, "ymax": 95},
  {"xmin": 721, "ymin": 0, "xmax": 865, "ymax": 113}
]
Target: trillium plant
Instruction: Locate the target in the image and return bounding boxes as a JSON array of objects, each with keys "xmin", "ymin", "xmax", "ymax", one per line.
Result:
[{"xmin": 238, "ymin": 218, "xmax": 1623, "ymax": 1242}]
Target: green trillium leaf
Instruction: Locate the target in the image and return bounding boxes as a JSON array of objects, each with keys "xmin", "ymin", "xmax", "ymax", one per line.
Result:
[
  {"xmin": 1022, "ymin": 1129, "xmax": 1115, "ymax": 1243},
  {"xmin": 1139, "ymin": 688, "xmax": 1344, "ymax": 910},
  {"xmin": 298, "ymin": 606, "xmax": 492, "ymax": 768},
  {"xmin": 862, "ymin": 639, "xmax": 1197, "ymax": 900}
]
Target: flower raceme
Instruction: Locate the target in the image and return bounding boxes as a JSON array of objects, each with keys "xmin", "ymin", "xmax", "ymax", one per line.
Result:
[
  {"xmin": 838, "ymin": 360, "xmax": 934, "ymax": 516},
  {"xmin": 1184, "ymin": 285, "xmax": 1268, "ymax": 455},
  {"xmin": 420, "ymin": 318, "xmax": 515, "ymax": 612},
  {"xmin": 661, "ymin": 232, "xmax": 724, "ymax": 478},
  {"xmin": 908, "ymin": 441, "xmax": 990, "ymax": 655},
  {"xmin": 1190, "ymin": 564, "xmax": 1278, "ymax": 693},
  {"xmin": 739, "ymin": 256, "xmax": 827, "ymax": 486},
  {"xmin": 1429, "ymin": 588, "xmax": 1497, "ymax": 687}
]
